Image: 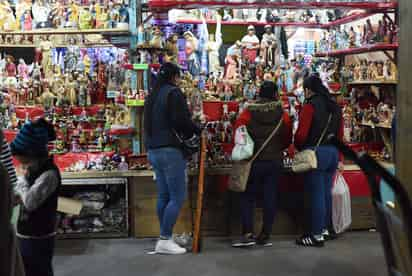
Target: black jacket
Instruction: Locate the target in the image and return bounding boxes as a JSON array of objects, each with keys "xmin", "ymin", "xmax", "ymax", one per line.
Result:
[
  {"xmin": 303, "ymin": 94, "xmax": 342, "ymax": 148},
  {"xmin": 144, "ymin": 84, "xmax": 200, "ymax": 150}
]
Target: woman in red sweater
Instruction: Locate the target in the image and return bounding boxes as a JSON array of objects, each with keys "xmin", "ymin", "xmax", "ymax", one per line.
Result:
[
  {"xmin": 232, "ymin": 81, "xmax": 292, "ymax": 248},
  {"xmin": 294, "ymin": 74, "xmax": 343, "ymax": 247}
]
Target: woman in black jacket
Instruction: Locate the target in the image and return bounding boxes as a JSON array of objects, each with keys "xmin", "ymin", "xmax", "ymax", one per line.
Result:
[
  {"xmin": 294, "ymin": 74, "xmax": 343, "ymax": 247},
  {"xmin": 144, "ymin": 63, "xmax": 200, "ymax": 255}
]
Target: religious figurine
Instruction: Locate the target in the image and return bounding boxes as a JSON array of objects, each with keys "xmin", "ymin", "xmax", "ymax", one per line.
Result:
[
  {"xmin": 0, "ymin": 1, "xmax": 17, "ymax": 31},
  {"xmin": 22, "ymin": 10, "xmax": 32, "ymax": 31},
  {"xmin": 5, "ymin": 55, "xmax": 17, "ymax": 88},
  {"xmin": 206, "ymin": 15, "xmax": 222, "ymax": 74},
  {"xmin": 79, "ymin": 7, "xmax": 93, "ymax": 29},
  {"xmin": 32, "ymin": 0, "xmax": 51, "ymax": 28},
  {"xmin": 165, "ymin": 33, "xmax": 179, "ymax": 64},
  {"xmin": 184, "ymin": 31, "xmax": 200, "ymax": 77},
  {"xmin": 222, "ymin": 9, "xmax": 232, "ymax": 21},
  {"xmin": 364, "ymin": 19, "xmax": 376, "ymax": 44},
  {"xmin": 108, "ymin": 1, "xmax": 119, "ymax": 28},
  {"xmin": 241, "ymin": 25, "xmax": 260, "ymax": 64},
  {"xmin": 243, "ymin": 80, "xmax": 257, "ymax": 100},
  {"xmin": 377, "ymin": 20, "xmax": 385, "ymax": 42},
  {"xmin": 38, "ymin": 83, "xmax": 56, "ymax": 109},
  {"xmin": 96, "ymin": 6, "xmax": 109, "ymax": 29},
  {"xmin": 224, "ymin": 41, "xmax": 241, "ymax": 80},
  {"xmin": 150, "ymin": 25, "xmax": 164, "ymax": 49},
  {"xmin": 17, "ymin": 59, "xmax": 29, "ymax": 81},
  {"xmin": 376, "ymin": 62, "xmax": 385, "ymax": 81},
  {"xmin": 367, "ymin": 61, "xmax": 378, "ymax": 80},
  {"xmin": 67, "ymin": 0, "xmax": 79, "ymax": 27},
  {"xmin": 118, "ymin": 2, "xmax": 129, "ymax": 29},
  {"xmin": 348, "ymin": 26, "xmax": 356, "ymax": 48},
  {"xmin": 16, "ymin": 0, "xmax": 32, "ymax": 30},
  {"xmin": 260, "ymin": 25, "xmax": 278, "ymax": 68},
  {"xmin": 39, "ymin": 36, "xmax": 53, "ymax": 77}
]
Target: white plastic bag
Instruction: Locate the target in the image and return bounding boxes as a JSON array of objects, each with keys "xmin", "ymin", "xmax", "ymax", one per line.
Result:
[
  {"xmin": 231, "ymin": 125, "xmax": 254, "ymax": 161},
  {"xmin": 332, "ymin": 172, "xmax": 352, "ymax": 234}
]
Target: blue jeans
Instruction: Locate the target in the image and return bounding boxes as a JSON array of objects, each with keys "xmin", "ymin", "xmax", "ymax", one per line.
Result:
[
  {"xmin": 19, "ymin": 237, "xmax": 55, "ymax": 276},
  {"xmin": 148, "ymin": 147, "xmax": 187, "ymax": 238},
  {"xmin": 304, "ymin": 145, "xmax": 339, "ymax": 236},
  {"xmin": 240, "ymin": 160, "xmax": 280, "ymax": 235}
]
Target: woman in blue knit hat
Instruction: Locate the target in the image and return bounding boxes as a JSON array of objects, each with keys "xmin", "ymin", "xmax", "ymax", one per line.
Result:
[{"xmin": 11, "ymin": 118, "xmax": 60, "ymax": 276}]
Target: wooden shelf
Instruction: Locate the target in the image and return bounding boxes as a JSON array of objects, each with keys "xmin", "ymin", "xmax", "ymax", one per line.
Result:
[
  {"xmin": 0, "ymin": 28, "xmax": 129, "ymax": 36},
  {"xmin": 175, "ymin": 11, "xmax": 375, "ymax": 29},
  {"xmin": 348, "ymin": 80, "xmax": 398, "ymax": 86},
  {"xmin": 360, "ymin": 122, "xmax": 392, "ymax": 129},
  {"xmin": 315, "ymin": 43, "xmax": 399, "ymax": 57},
  {"xmin": 344, "ymin": 161, "xmax": 394, "ymax": 171},
  {"xmin": 149, "ymin": 1, "xmax": 398, "ymax": 11}
]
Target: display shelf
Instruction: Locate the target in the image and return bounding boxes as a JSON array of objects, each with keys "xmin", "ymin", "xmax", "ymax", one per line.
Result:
[
  {"xmin": 57, "ymin": 232, "xmax": 128, "ymax": 239},
  {"xmin": 348, "ymin": 80, "xmax": 398, "ymax": 86},
  {"xmin": 360, "ymin": 122, "xmax": 392, "ymax": 129},
  {"xmin": 149, "ymin": 0, "xmax": 398, "ymax": 10},
  {"xmin": 0, "ymin": 43, "xmax": 115, "ymax": 48},
  {"xmin": 315, "ymin": 43, "xmax": 399, "ymax": 57},
  {"xmin": 175, "ymin": 11, "xmax": 375, "ymax": 28},
  {"xmin": 0, "ymin": 28, "xmax": 130, "ymax": 36},
  {"xmin": 344, "ymin": 161, "xmax": 394, "ymax": 171}
]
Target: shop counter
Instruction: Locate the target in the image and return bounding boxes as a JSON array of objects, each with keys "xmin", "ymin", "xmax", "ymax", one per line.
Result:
[{"xmin": 58, "ymin": 164, "xmax": 391, "ymax": 238}]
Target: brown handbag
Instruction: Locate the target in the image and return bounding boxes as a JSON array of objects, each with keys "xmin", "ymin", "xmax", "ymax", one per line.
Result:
[{"xmin": 228, "ymin": 119, "xmax": 283, "ymax": 192}]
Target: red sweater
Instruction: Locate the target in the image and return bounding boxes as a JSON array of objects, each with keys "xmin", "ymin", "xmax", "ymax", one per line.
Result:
[
  {"xmin": 234, "ymin": 109, "xmax": 293, "ymax": 148},
  {"xmin": 294, "ymin": 103, "xmax": 344, "ymax": 149}
]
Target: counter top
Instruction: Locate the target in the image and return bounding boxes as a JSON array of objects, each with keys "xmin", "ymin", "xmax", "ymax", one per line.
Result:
[{"xmin": 60, "ymin": 163, "xmax": 394, "ymax": 179}]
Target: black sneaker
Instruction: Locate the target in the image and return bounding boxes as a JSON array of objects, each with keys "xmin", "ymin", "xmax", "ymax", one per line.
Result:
[
  {"xmin": 296, "ymin": 234, "xmax": 325, "ymax": 248},
  {"xmin": 256, "ymin": 233, "xmax": 273, "ymax": 247},
  {"xmin": 322, "ymin": 229, "xmax": 339, "ymax": 241},
  {"xmin": 232, "ymin": 233, "xmax": 256, "ymax": 248}
]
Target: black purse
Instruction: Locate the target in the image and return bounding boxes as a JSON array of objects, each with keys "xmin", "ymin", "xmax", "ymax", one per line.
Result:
[{"xmin": 172, "ymin": 129, "xmax": 200, "ymax": 157}]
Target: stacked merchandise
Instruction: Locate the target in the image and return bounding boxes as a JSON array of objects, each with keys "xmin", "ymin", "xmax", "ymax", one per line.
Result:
[{"xmin": 58, "ymin": 186, "xmax": 127, "ymax": 236}]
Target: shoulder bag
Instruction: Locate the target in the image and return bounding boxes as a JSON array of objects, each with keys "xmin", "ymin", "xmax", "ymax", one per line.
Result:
[
  {"xmin": 289, "ymin": 114, "xmax": 332, "ymax": 173},
  {"xmin": 228, "ymin": 119, "xmax": 283, "ymax": 192}
]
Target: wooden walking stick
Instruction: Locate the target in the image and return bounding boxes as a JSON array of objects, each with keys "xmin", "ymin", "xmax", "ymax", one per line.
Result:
[{"xmin": 192, "ymin": 132, "xmax": 207, "ymax": 253}]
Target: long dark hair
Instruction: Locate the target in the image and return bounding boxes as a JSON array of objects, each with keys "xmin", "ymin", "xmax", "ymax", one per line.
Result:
[
  {"xmin": 303, "ymin": 74, "xmax": 333, "ymax": 107},
  {"xmin": 303, "ymin": 74, "xmax": 342, "ymax": 136},
  {"xmin": 144, "ymin": 62, "xmax": 181, "ymax": 137}
]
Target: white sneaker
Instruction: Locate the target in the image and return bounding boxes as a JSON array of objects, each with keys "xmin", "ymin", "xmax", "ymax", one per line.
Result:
[{"xmin": 155, "ymin": 239, "xmax": 187, "ymax": 255}]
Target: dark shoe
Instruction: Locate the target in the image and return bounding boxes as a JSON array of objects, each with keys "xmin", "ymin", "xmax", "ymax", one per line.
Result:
[
  {"xmin": 232, "ymin": 233, "xmax": 256, "ymax": 248},
  {"xmin": 256, "ymin": 233, "xmax": 273, "ymax": 247},
  {"xmin": 296, "ymin": 234, "xmax": 325, "ymax": 247},
  {"xmin": 322, "ymin": 229, "xmax": 339, "ymax": 241}
]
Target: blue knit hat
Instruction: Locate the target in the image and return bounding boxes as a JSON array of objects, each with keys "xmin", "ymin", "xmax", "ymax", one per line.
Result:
[{"xmin": 11, "ymin": 118, "xmax": 56, "ymax": 157}]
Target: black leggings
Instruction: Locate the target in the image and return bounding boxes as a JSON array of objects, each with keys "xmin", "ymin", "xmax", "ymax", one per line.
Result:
[{"xmin": 19, "ymin": 237, "xmax": 55, "ymax": 276}]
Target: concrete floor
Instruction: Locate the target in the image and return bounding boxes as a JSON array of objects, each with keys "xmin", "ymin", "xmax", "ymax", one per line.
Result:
[{"xmin": 55, "ymin": 232, "xmax": 387, "ymax": 276}]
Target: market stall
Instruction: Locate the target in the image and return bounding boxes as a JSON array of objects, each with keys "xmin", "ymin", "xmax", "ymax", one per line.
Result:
[{"xmin": 0, "ymin": 0, "xmax": 398, "ymax": 239}]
